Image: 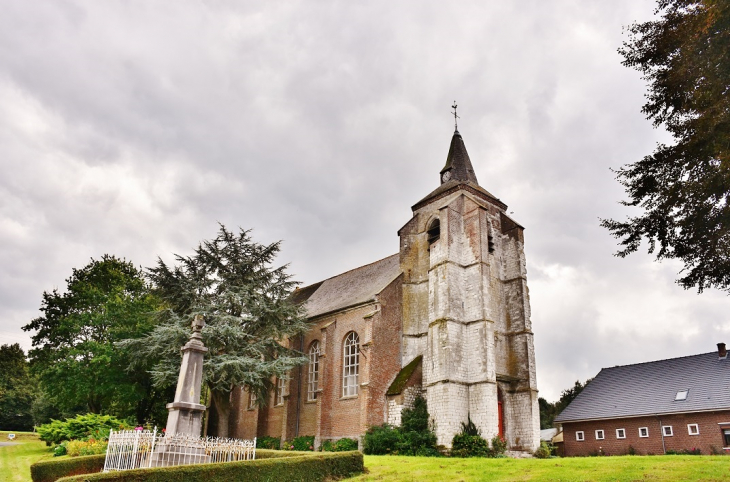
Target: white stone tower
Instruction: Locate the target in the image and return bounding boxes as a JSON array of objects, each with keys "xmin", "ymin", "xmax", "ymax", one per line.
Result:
[{"xmin": 398, "ymin": 128, "xmax": 539, "ymax": 451}]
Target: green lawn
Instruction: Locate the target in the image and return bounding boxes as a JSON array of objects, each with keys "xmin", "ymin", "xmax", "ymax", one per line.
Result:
[
  {"xmin": 352, "ymin": 454, "xmax": 730, "ymax": 481},
  {"xmin": 0, "ymin": 432, "xmax": 53, "ymax": 482}
]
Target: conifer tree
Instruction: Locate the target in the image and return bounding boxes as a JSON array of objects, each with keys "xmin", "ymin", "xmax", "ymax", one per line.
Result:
[
  {"xmin": 602, "ymin": 0, "xmax": 730, "ymax": 292},
  {"xmin": 124, "ymin": 225, "xmax": 308, "ymax": 437}
]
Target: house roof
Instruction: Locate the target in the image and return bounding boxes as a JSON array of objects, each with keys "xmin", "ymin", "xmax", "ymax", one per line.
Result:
[
  {"xmin": 293, "ymin": 253, "xmax": 401, "ymax": 319},
  {"xmin": 555, "ymin": 352, "xmax": 730, "ymax": 423}
]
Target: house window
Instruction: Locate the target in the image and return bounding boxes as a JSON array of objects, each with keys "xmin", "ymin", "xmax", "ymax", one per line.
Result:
[
  {"xmin": 639, "ymin": 427, "xmax": 649, "ymax": 438},
  {"xmin": 307, "ymin": 341, "xmax": 320, "ymax": 401},
  {"xmin": 675, "ymin": 389, "xmax": 689, "ymax": 401},
  {"xmin": 662, "ymin": 425, "xmax": 673, "ymax": 437},
  {"xmin": 723, "ymin": 429, "xmax": 730, "ymax": 447},
  {"xmin": 342, "ymin": 332, "xmax": 360, "ymax": 397},
  {"xmin": 275, "ymin": 376, "xmax": 287, "ymax": 406},
  {"xmin": 688, "ymin": 423, "xmax": 700, "ymax": 435},
  {"xmin": 616, "ymin": 428, "xmax": 626, "ymax": 439},
  {"xmin": 247, "ymin": 390, "xmax": 257, "ymax": 410},
  {"xmin": 576, "ymin": 431, "xmax": 585, "ymax": 441},
  {"xmin": 595, "ymin": 430, "xmax": 605, "ymax": 440}
]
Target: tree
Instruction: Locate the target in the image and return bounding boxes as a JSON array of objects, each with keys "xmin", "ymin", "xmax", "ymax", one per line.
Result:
[
  {"xmin": 0, "ymin": 344, "xmax": 35, "ymax": 431},
  {"xmin": 23, "ymin": 256, "xmax": 169, "ymax": 424},
  {"xmin": 123, "ymin": 225, "xmax": 309, "ymax": 437},
  {"xmin": 539, "ymin": 379, "xmax": 592, "ymax": 428},
  {"xmin": 601, "ymin": 0, "xmax": 730, "ymax": 292}
]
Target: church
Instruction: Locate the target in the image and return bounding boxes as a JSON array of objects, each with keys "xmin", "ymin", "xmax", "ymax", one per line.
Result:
[{"xmin": 230, "ymin": 124, "xmax": 540, "ymax": 452}]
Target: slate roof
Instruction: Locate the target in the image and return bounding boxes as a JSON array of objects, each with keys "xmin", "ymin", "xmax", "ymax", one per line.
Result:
[
  {"xmin": 555, "ymin": 352, "xmax": 730, "ymax": 423},
  {"xmin": 441, "ymin": 130, "xmax": 479, "ymax": 184},
  {"xmin": 293, "ymin": 254, "xmax": 401, "ymax": 319}
]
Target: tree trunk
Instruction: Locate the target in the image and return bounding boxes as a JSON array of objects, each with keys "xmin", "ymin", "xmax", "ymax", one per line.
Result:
[{"xmin": 210, "ymin": 389, "xmax": 231, "ymax": 438}]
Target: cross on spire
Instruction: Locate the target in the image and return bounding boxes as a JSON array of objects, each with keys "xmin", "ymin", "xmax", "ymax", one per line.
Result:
[{"xmin": 451, "ymin": 101, "xmax": 459, "ymax": 131}]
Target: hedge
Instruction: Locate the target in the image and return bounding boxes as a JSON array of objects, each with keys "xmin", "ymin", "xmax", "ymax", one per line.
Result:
[
  {"xmin": 55, "ymin": 452, "xmax": 363, "ymax": 482},
  {"xmin": 30, "ymin": 450, "xmax": 299, "ymax": 482},
  {"xmin": 31, "ymin": 454, "xmax": 107, "ymax": 482}
]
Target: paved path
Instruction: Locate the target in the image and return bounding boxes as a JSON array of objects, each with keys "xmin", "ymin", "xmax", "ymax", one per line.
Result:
[{"xmin": 0, "ymin": 442, "xmax": 17, "ymax": 446}]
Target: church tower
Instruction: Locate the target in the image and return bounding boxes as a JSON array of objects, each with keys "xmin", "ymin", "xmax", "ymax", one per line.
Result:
[{"xmin": 397, "ymin": 127, "xmax": 539, "ymax": 451}]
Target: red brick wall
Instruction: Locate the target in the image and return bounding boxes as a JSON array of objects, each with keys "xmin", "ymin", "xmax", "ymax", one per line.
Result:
[
  {"xmin": 366, "ymin": 275, "xmax": 404, "ymax": 428},
  {"xmin": 562, "ymin": 411, "xmax": 730, "ymax": 456}
]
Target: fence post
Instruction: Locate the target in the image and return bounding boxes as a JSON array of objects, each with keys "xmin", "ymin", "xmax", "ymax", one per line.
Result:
[{"xmin": 149, "ymin": 427, "xmax": 157, "ymax": 468}]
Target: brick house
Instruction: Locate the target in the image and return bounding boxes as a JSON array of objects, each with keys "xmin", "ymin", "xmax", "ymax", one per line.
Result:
[
  {"xmin": 555, "ymin": 344, "xmax": 730, "ymax": 456},
  {"xmin": 229, "ymin": 127, "xmax": 540, "ymax": 451}
]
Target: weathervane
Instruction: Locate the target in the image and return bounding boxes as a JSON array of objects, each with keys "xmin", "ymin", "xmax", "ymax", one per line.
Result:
[{"xmin": 451, "ymin": 101, "xmax": 459, "ymax": 131}]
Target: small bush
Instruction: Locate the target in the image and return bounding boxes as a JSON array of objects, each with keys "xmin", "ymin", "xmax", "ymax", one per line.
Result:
[
  {"xmin": 256, "ymin": 436, "xmax": 281, "ymax": 450},
  {"xmin": 363, "ymin": 395, "xmax": 438, "ymax": 456},
  {"xmin": 397, "ymin": 395, "xmax": 439, "ymax": 456},
  {"xmin": 666, "ymin": 447, "xmax": 701, "ymax": 455},
  {"xmin": 53, "ymin": 443, "xmax": 67, "ymax": 457},
  {"xmin": 66, "ymin": 439, "xmax": 108, "ymax": 457},
  {"xmin": 37, "ymin": 414, "xmax": 130, "ymax": 446},
  {"xmin": 283, "ymin": 435, "xmax": 314, "ymax": 451},
  {"xmin": 333, "ymin": 438, "xmax": 358, "ymax": 451},
  {"xmin": 491, "ymin": 435, "xmax": 507, "ymax": 456},
  {"xmin": 452, "ymin": 434, "xmax": 490, "ymax": 457},
  {"xmin": 321, "ymin": 438, "xmax": 359, "ymax": 452},
  {"xmin": 533, "ymin": 441, "xmax": 552, "ymax": 458},
  {"xmin": 362, "ymin": 425, "xmax": 402, "ymax": 455}
]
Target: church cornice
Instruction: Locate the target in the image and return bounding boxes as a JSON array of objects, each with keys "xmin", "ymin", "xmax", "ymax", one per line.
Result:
[{"xmin": 411, "ymin": 181, "xmax": 508, "ymax": 212}]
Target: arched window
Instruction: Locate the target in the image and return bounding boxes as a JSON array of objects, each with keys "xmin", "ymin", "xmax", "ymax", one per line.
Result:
[
  {"xmin": 342, "ymin": 332, "xmax": 360, "ymax": 397},
  {"xmin": 307, "ymin": 341, "xmax": 320, "ymax": 401},
  {"xmin": 427, "ymin": 218, "xmax": 440, "ymax": 244}
]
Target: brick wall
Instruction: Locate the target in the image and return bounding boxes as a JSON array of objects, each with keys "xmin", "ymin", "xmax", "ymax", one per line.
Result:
[{"xmin": 562, "ymin": 410, "xmax": 730, "ymax": 456}]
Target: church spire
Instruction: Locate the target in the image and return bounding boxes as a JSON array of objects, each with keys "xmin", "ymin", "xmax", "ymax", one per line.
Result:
[{"xmin": 439, "ymin": 129, "xmax": 479, "ymax": 186}]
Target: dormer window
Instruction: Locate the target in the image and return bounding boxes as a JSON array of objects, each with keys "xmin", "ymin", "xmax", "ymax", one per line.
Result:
[
  {"xmin": 675, "ymin": 389, "xmax": 689, "ymax": 401},
  {"xmin": 427, "ymin": 219, "xmax": 440, "ymax": 244}
]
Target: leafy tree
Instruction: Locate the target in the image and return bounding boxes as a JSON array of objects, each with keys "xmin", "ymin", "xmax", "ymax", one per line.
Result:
[
  {"xmin": 0, "ymin": 344, "xmax": 35, "ymax": 431},
  {"xmin": 123, "ymin": 225, "xmax": 309, "ymax": 437},
  {"xmin": 540, "ymin": 378, "xmax": 592, "ymax": 428},
  {"xmin": 602, "ymin": 0, "xmax": 730, "ymax": 292},
  {"xmin": 23, "ymin": 256, "xmax": 169, "ymax": 424}
]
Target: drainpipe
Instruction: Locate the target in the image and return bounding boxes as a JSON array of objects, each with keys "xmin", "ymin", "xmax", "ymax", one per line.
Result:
[{"xmin": 295, "ymin": 334, "xmax": 304, "ymax": 437}]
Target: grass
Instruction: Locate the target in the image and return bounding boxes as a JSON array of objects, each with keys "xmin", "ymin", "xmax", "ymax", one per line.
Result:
[
  {"xmin": 351, "ymin": 454, "xmax": 730, "ymax": 481},
  {"xmin": 0, "ymin": 431, "xmax": 54, "ymax": 482}
]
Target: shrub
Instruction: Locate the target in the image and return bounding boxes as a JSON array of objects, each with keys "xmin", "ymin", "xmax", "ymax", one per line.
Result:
[
  {"xmin": 321, "ymin": 438, "xmax": 359, "ymax": 452},
  {"xmin": 31, "ymin": 454, "xmax": 106, "ymax": 482},
  {"xmin": 37, "ymin": 414, "xmax": 130, "ymax": 446},
  {"xmin": 282, "ymin": 435, "xmax": 314, "ymax": 451},
  {"xmin": 362, "ymin": 425, "xmax": 402, "ymax": 455},
  {"xmin": 451, "ymin": 434, "xmax": 490, "ymax": 457},
  {"xmin": 363, "ymin": 395, "xmax": 438, "ymax": 456},
  {"xmin": 533, "ymin": 441, "xmax": 552, "ymax": 458},
  {"xmin": 333, "ymin": 438, "xmax": 358, "ymax": 451},
  {"xmin": 397, "ymin": 395, "xmax": 438, "ymax": 456},
  {"xmin": 256, "ymin": 436, "xmax": 280, "ymax": 450},
  {"xmin": 66, "ymin": 439, "xmax": 108, "ymax": 457},
  {"xmin": 53, "ymin": 443, "xmax": 67, "ymax": 457},
  {"xmin": 55, "ymin": 452, "xmax": 363, "ymax": 482},
  {"xmin": 491, "ymin": 435, "xmax": 507, "ymax": 456}
]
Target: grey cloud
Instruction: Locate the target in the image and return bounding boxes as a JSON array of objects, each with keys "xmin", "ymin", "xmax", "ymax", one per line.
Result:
[{"xmin": 3, "ymin": 0, "xmax": 727, "ymax": 403}]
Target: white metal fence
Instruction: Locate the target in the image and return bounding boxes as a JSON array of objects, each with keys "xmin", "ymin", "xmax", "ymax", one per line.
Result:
[{"xmin": 103, "ymin": 429, "xmax": 256, "ymax": 472}]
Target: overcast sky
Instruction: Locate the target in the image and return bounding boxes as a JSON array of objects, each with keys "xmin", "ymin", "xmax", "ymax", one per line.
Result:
[{"xmin": 2, "ymin": 0, "xmax": 727, "ymax": 402}]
